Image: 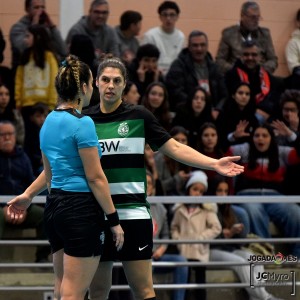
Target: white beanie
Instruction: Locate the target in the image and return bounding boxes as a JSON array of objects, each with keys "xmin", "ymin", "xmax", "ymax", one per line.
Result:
[{"xmin": 186, "ymin": 171, "xmax": 208, "ymax": 191}]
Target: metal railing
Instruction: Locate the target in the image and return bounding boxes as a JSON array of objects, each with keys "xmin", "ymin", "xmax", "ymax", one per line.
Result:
[{"xmin": 1, "ymin": 195, "xmax": 300, "ymax": 293}]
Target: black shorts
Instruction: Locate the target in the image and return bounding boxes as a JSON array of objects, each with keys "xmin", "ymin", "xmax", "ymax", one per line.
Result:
[
  {"xmin": 101, "ymin": 218, "xmax": 153, "ymax": 261},
  {"xmin": 45, "ymin": 189, "xmax": 105, "ymax": 257}
]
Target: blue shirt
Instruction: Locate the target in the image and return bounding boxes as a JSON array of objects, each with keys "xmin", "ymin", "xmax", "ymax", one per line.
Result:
[{"xmin": 40, "ymin": 109, "xmax": 102, "ymax": 192}]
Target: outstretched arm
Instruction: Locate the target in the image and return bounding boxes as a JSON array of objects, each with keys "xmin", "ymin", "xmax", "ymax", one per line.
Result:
[{"xmin": 159, "ymin": 138, "xmax": 244, "ymax": 177}]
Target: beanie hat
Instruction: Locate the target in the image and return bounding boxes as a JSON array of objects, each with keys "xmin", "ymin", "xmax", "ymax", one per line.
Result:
[{"xmin": 186, "ymin": 170, "xmax": 208, "ymax": 191}]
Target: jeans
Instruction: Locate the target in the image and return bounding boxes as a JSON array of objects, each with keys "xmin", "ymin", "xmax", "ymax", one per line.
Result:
[
  {"xmin": 232, "ymin": 205, "xmax": 250, "ymax": 235},
  {"xmin": 237, "ymin": 189, "xmax": 300, "ymax": 258},
  {"xmin": 153, "ymin": 254, "xmax": 188, "ymax": 300}
]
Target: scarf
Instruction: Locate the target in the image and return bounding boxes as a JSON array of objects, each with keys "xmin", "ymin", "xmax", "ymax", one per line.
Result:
[{"xmin": 236, "ymin": 67, "xmax": 270, "ymax": 104}]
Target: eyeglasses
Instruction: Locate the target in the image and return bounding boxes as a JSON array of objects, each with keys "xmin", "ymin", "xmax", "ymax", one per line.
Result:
[
  {"xmin": 242, "ymin": 52, "xmax": 259, "ymax": 57},
  {"xmin": 92, "ymin": 10, "xmax": 109, "ymax": 15},
  {"xmin": 244, "ymin": 13, "xmax": 261, "ymax": 20},
  {"xmin": 0, "ymin": 132, "xmax": 15, "ymax": 137},
  {"xmin": 160, "ymin": 12, "xmax": 177, "ymax": 18}
]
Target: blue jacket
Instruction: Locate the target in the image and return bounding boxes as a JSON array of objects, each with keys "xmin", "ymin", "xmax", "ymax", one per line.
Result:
[{"xmin": 0, "ymin": 146, "xmax": 34, "ymax": 195}]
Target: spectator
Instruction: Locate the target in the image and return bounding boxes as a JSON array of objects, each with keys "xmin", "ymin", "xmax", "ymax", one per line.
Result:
[
  {"xmin": 216, "ymin": 82, "xmax": 259, "ymax": 151},
  {"xmin": 0, "ymin": 120, "xmax": 50, "ymax": 262},
  {"xmin": 209, "ymin": 176, "xmax": 284, "ymax": 300},
  {"xmin": 285, "ymin": 9, "xmax": 300, "ymax": 90},
  {"xmin": 171, "ymin": 170, "xmax": 222, "ymax": 300},
  {"xmin": 172, "ymin": 86, "xmax": 214, "ymax": 149},
  {"xmin": 68, "ymin": 34, "xmax": 99, "ymax": 107},
  {"xmin": 0, "ymin": 28, "xmax": 15, "ymax": 106},
  {"xmin": 66, "ymin": 0, "xmax": 120, "ymax": 58},
  {"xmin": 154, "ymin": 126, "xmax": 192, "ymax": 197},
  {"xmin": 270, "ymin": 90, "xmax": 300, "ymax": 195},
  {"xmin": 215, "ymin": 1, "xmax": 278, "ymax": 74},
  {"xmin": 227, "ymin": 124, "xmax": 300, "ymax": 258},
  {"xmin": 165, "ymin": 30, "xmax": 227, "ymax": 114},
  {"xmin": 141, "ymin": 81, "xmax": 172, "ymax": 130},
  {"xmin": 24, "ymin": 102, "xmax": 49, "ymax": 177},
  {"xmin": 270, "ymin": 89, "xmax": 300, "ymax": 146},
  {"xmin": 127, "ymin": 43, "xmax": 164, "ymax": 99},
  {"xmin": 142, "ymin": 1, "xmax": 185, "ymax": 76},
  {"xmin": 122, "ymin": 81, "xmax": 140, "ymax": 105},
  {"xmin": 197, "ymin": 123, "xmax": 250, "ymax": 232},
  {"xmin": 115, "ymin": 10, "xmax": 142, "ymax": 65},
  {"xmin": 9, "ymin": 0, "xmax": 66, "ymax": 72},
  {"xmin": 285, "ymin": 9, "xmax": 300, "ymax": 74},
  {"xmin": 0, "ymin": 82, "xmax": 25, "ymax": 146},
  {"xmin": 225, "ymin": 40, "xmax": 284, "ymax": 124},
  {"xmin": 14, "ymin": 24, "xmax": 58, "ymax": 127},
  {"xmin": 147, "ymin": 170, "xmax": 188, "ymax": 300}
]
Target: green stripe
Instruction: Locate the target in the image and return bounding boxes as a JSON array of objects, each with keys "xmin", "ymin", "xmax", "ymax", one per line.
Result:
[
  {"xmin": 95, "ymin": 119, "xmax": 145, "ymax": 139},
  {"xmin": 105, "ymin": 168, "xmax": 145, "ymax": 183}
]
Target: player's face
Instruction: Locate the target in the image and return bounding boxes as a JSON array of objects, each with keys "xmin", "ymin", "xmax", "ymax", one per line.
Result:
[{"xmin": 96, "ymin": 67, "xmax": 126, "ymax": 106}]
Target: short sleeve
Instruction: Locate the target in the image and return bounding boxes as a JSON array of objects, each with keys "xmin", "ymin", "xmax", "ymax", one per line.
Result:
[{"xmin": 75, "ymin": 116, "xmax": 100, "ymax": 150}]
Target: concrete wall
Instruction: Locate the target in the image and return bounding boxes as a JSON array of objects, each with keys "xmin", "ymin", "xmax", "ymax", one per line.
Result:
[{"xmin": 1, "ymin": 0, "xmax": 299, "ymax": 76}]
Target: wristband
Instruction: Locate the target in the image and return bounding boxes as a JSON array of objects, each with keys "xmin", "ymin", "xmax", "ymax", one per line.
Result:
[{"xmin": 106, "ymin": 211, "xmax": 120, "ymax": 227}]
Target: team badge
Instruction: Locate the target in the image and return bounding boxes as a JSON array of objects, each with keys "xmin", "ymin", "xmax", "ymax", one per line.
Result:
[{"xmin": 118, "ymin": 122, "xmax": 129, "ymax": 137}]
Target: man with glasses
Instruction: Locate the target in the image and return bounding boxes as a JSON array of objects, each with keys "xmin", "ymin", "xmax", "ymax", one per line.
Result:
[
  {"xmin": 216, "ymin": 1, "xmax": 278, "ymax": 74},
  {"xmin": 0, "ymin": 121, "xmax": 50, "ymax": 263},
  {"xmin": 225, "ymin": 40, "xmax": 284, "ymax": 124},
  {"xmin": 66, "ymin": 0, "xmax": 120, "ymax": 58},
  {"xmin": 142, "ymin": 1, "xmax": 185, "ymax": 76}
]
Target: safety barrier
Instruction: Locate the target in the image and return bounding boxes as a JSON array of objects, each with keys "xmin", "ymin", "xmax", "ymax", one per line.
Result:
[{"xmin": 1, "ymin": 195, "xmax": 300, "ymax": 296}]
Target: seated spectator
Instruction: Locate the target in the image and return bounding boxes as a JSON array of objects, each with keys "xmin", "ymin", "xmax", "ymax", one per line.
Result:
[
  {"xmin": 197, "ymin": 123, "xmax": 250, "ymax": 232},
  {"xmin": 285, "ymin": 9, "xmax": 300, "ymax": 74},
  {"xmin": 9, "ymin": 0, "xmax": 66, "ymax": 72},
  {"xmin": 172, "ymin": 86, "xmax": 214, "ymax": 149},
  {"xmin": 154, "ymin": 126, "xmax": 191, "ymax": 197},
  {"xmin": 225, "ymin": 40, "xmax": 285, "ymax": 124},
  {"xmin": 122, "ymin": 81, "xmax": 140, "ymax": 105},
  {"xmin": 0, "ymin": 82, "xmax": 25, "ymax": 145},
  {"xmin": 171, "ymin": 171, "xmax": 222, "ymax": 300},
  {"xmin": 209, "ymin": 176, "xmax": 284, "ymax": 300},
  {"xmin": 215, "ymin": 1, "xmax": 278, "ymax": 74},
  {"xmin": 142, "ymin": 1, "xmax": 185, "ymax": 76},
  {"xmin": 127, "ymin": 43, "xmax": 164, "ymax": 99},
  {"xmin": 226, "ymin": 124, "xmax": 300, "ymax": 258},
  {"xmin": 68, "ymin": 34, "xmax": 99, "ymax": 107},
  {"xmin": 147, "ymin": 170, "xmax": 188, "ymax": 300},
  {"xmin": 115, "ymin": 10, "xmax": 142, "ymax": 65},
  {"xmin": 144, "ymin": 144, "xmax": 164, "ymax": 197},
  {"xmin": 24, "ymin": 102, "xmax": 49, "ymax": 177},
  {"xmin": 65, "ymin": 0, "xmax": 120, "ymax": 58},
  {"xmin": 0, "ymin": 28, "xmax": 15, "ymax": 107},
  {"xmin": 270, "ymin": 90, "xmax": 300, "ymax": 195},
  {"xmin": 0, "ymin": 120, "xmax": 50, "ymax": 262},
  {"xmin": 216, "ymin": 82, "xmax": 259, "ymax": 151},
  {"xmin": 165, "ymin": 30, "xmax": 227, "ymax": 114},
  {"xmin": 141, "ymin": 81, "xmax": 172, "ymax": 130},
  {"xmin": 14, "ymin": 24, "xmax": 58, "ymax": 127}
]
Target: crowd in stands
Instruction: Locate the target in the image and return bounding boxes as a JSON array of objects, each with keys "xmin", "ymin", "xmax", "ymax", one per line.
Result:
[{"xmin": 1, "ymin": 1, "xmax": 300, "ymax": 299}]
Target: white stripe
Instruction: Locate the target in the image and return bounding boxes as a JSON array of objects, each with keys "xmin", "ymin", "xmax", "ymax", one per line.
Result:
[
  {"xmin": 109, "ymin": 182, "xmax": 145, "ymax": 195},
  {"xmin": 99, "ymin": 138, "xmax": 145, "ymax": 155},
  {"xmin": 117, "ymin": 207, "xmax": 151, "ymax": 220}
]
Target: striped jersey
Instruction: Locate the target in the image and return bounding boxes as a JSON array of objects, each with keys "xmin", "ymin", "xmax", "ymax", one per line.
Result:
[{"xmin": 84, "ymin": 102, "xmax": 171, "ymax": 220}]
